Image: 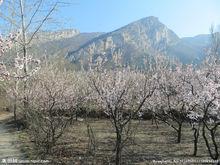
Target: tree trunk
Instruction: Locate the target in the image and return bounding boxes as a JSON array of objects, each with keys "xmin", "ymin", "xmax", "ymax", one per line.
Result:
[
  {"xmin": 202, "ymin": 123, "xmax": 219, "ymax": 160},
  {"xmin": 151, "ymin": 115, "xmax": 159, "ymax": 129},
  {"xmin": 14, "ymin": 81, "xmax": 18, "ymax": 128},
  {"xmin": 115, "ymin": 130, "xmax": 122, "ymax": 165},
  {"xmin": 13, "ymin": 96, "xmax": 17, "ymax": 123},
  {"xmin": 193, "ymin": 127, "xmax": 199, "ymax": 156},
  {"xmin": 13, "ymin": 99, "xmax": 17, "ymax": 122},
  {"xmin": 210, "ymin": 128, "xmax": 219, "ymax": 160},
  {"xmin": 75, "ymin": 108, "xmax": 78, "ymax": 121},
  {"xmin": 19, "ymin": 0, "xmax": 29, "ymax": 112},
  {"xmin": 177, "ymin": 122, "xmax": 182, "ymax": 143}
]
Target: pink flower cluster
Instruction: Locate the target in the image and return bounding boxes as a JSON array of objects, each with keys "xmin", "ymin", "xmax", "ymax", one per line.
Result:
[
  {"xmin": 0, "ymin": 33, "xmax": 18, "ymax": 57},
  {"xmin": 0, "ymin": 32, "xmax": 20, "ymax": 80}
]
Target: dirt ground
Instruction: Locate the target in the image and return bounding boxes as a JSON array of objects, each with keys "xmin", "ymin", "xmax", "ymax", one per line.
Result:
[
  {"xmin": 0, "ymin": 111, "xmax": 25, "ymax": 163},
  {"xmin": 19, "ymin": 118, "xmax": 220, "ymax": 164}
]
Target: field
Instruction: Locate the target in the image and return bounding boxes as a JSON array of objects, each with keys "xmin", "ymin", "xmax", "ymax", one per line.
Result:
[{"xmin": 19, "ymin": 119, "xmax": 220, "ymax": 165}]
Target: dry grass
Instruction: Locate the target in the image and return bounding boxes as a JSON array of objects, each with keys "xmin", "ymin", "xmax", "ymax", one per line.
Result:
[{"xmin": 20, "ymin": 119, "xmax": 220, "ymax": 164}]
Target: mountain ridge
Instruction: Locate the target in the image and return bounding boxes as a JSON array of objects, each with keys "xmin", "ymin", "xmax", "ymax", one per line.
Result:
[
  {"xmin": 12, "ymin": 17, "xmax": 211, "ymax": 67},
  {"xmin": 66, "ymin": 16, "xmax": 184, "ymax": 68}
]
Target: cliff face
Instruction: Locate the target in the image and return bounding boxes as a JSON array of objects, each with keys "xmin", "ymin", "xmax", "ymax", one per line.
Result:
[
  {"xmin": 34, "ymin": 29, "xmax": 80, "ymax": 43},
  {"xmin": 66, "ymin": 16, "xmax": 180, "ymax": 68}
]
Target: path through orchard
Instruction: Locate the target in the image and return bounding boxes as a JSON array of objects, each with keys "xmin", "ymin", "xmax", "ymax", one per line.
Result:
[{"xmin": 0, "ymin": 112, "xmax": 24, "ymax": 162}]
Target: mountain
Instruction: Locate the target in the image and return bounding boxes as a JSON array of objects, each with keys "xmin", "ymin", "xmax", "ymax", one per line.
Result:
[
  {"xmin": 33, "ymin": 29, "xmax": 80, "ymax": 43},
  {"xmin": 168, "ymin": 34, "xmax": 210, "ymax": 64},
  {"xmin": 66, "ymin": 17, "xmax": 210, "ymax": 68},
  {"xmin": 2, "ymin": 29, "xmax": 103, "ymax": 66},
  {"xmin": 4, "ymin": 17, "xmax": 212, "ymax": 68},
  {"xmin": 30, "ymin": 31, "xmax": 103, "ymax": 58},
  {"xmin": 66, "ymin": 16, "xmax": 181, "ymax": 69}
]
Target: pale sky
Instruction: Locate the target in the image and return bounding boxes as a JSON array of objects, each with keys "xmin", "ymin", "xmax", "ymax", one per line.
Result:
[{"xmin": 56, "ymin": 0, "xmax": 220, "ymax": 38}]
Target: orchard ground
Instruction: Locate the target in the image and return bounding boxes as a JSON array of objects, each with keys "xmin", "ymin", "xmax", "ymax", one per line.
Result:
[
  {"xmin": 18, "ymin": 117, "xmax": 220, "ymax": 164},
  {"xmin": 0, "ymin": 111, "xmax": 25, "ymax": 160}
]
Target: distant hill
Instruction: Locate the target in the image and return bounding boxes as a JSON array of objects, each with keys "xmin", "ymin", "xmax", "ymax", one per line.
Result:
[
  {"xmin": 66, "ymin": 17, "xmax": 211, "ymax": 68},
  {"xmin": 168, "ymin": 34, "xmax": 210, "ymax": 64},
  {"xmin": 2, "ymin": 29, "xmax": 103, "ymax": 66},
  {"xmin": 30, "ymin": 31, "xmax": 103, "ymax": 58},
  {"xmin": 2, "ymin": 17, "xmax": 213, "ymax": 69}
]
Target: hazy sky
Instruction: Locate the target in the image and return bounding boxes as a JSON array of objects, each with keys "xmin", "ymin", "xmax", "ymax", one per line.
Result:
[{"xmin": 58, "ymin": 0, "xmax": 220, "ymax": 37}]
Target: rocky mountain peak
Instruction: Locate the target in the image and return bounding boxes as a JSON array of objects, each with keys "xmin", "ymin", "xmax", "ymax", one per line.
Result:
[
  {"xmin": 133, "ymin": 16, "xmax": 160, "ymax": 26},
  {"xmin": 66, "ymin": 16, "xmax": 207, "ymax": 68}
]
